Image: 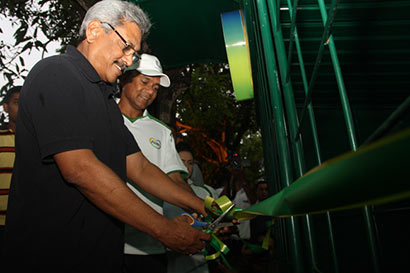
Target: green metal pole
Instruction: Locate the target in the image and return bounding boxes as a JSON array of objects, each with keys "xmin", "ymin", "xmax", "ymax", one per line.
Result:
[
  {"xmin": 285, "ymin": 1, "xmax": 340, "ymax": 271},
  {"xmin": 316, "ymin": 0, "xmax": 358, "ymax": 150},
  {"xmin": 242, "ymin": 2, "xmax": 292, "ymax": 269},
  {"xmin": 255, "ymin": 0, "xmax": 292, "ymax": 187},
  {"xmin": 244, "ymin": 0, "xmax": 283, "ymax": 197},
  {"xmin": 255, "ymin": 1, "xmax": 304, "ymax": 272},
  {"xmin": 268, "ymin": 2, "xmax": 319, "ymax": 271},
  {"xmin": 316, "ymin": 1, "xmax": 381, "ymax": 272},
  {"xmin": 296, "ymin": 0, "xmax": 340, "ymax": 138},
  {"xmin": 268, "ymin": 0, "xmax": 305, "ymax": 176},
  {"xmin": 285, "ymin": 0, "xmax": 300, "ymax": 83}
]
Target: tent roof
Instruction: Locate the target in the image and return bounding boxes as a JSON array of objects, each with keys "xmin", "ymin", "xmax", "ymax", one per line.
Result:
[
  {"xmin": 131, "ymin": 0, "xmax": 410, "ymax": 106},
  {"xmin": 132, "ymin": 0, "xmax": 240, "ymax": 69}
]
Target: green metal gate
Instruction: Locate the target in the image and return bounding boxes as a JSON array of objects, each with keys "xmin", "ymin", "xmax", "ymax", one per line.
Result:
[{"xmin": 240, "ymin": 0, "xmax": 410, "ymax": 272}]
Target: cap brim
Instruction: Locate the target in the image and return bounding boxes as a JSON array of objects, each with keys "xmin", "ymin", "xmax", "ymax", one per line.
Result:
[{"xmin": 138, "ymin": 69, "xmax": 171, "ymax": 87}]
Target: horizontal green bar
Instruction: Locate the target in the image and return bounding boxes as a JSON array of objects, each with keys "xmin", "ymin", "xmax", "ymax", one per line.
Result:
[
  {"xmin": 279, "ymin": 1, "xmax": 410, "ymax": 11},
  {"xmin": 283, "ymin": 36, "xmax": 410, "ymax": 42},
  {"xmin": 238, "ymin": 128, "xmax": 410, "ymax": 218},
  {"xmin": 280, "ymin": 20, "xmax": 410, "ymax": 28}
]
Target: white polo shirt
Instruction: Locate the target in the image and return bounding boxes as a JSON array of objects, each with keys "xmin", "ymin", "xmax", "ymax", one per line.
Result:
[{"xmin": 123, "ymin": 110, "xmax": 188, "ymax": 255}]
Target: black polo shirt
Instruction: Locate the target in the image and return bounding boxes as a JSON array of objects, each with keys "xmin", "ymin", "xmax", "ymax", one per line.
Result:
[{"xmin": 4, "ymin": 46, "xmax": 140, "ymax": 272}]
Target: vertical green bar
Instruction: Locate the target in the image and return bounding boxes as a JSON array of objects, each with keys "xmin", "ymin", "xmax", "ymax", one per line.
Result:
[
  {"xmin": 255, "ymin": 0, "xmax": 304, "ymax": 272},
  {"xmin": 285, "ymin": 0, "xmax": 300, "ymax": 83},
  {"xmin": 242, "ymin": 0, "xmax": 278, "ymax": 192},
  {"xmin": 285, "ymin": 0, "xmax": 340, "ymax": 271},
  {"xmin": 267, "ymin": 0, "xmax": 305, "ymax": 181},
  {"xmin": 242, "ymin": 2, "xmax": 290, "ymax": 267},
  {"xmin": 267, "ymin": 1, "xmax": 319, "ymax": 272},
  {"xmin": 316, "ymin": 1, "xmax": 381, "ymax": 272},
  {"xmin": 316, "ymin": 0, "xmax": 357, "ymax": 149}
]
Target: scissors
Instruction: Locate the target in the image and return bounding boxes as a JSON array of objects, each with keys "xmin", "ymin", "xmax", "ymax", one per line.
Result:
[{"xmin": 181, "ymin": 203, "xmax": 236, "ymax": 231}]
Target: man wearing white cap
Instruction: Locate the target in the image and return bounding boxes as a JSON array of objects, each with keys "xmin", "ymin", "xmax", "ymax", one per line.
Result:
[{"xmin": 118, "ymin": 54, "xmax": 192, "ymax": 272}]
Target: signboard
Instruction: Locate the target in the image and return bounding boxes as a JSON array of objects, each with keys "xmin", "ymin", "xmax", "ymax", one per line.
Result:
[{"xmin": 221, "ymin": 10, "xmax": 254, "ymax": 101}]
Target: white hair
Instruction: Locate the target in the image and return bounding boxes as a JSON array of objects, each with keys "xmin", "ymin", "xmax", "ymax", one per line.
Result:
[{"xmin": 79, "ymin": 0, "xmax": 151, "ymax": 40}]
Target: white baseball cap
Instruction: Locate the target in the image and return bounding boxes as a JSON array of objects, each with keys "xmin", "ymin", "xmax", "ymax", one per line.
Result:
[{"xmin": 124, "ymin": 54, "xmax": 171, "ymax": 87}]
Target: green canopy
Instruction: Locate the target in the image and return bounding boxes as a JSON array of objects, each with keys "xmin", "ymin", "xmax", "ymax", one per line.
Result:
[{"xmin": 131, "ymin": 0, "xmax": 240, "ymax": 69}]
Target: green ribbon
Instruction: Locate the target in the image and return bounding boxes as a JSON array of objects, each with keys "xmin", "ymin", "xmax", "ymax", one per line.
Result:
[
  {"xmin": 261, "ymin": 219, "xmax": 274, "ymax": 250},
  {"xmin": 202, "ymin": 195, "xmax": 274, "ymax": 271},
  {"xmin": 202, "ymin": 195, "xmax": 241, "ymax": 271},
  {"xmin": 240, "ymin": 128, "xmax": 410, "ymax": 218},
  {"xmin": 201, "ymin": 129, "xmax": 410, "ymax": 268},
  {"xmin": 242, "ymin": 219, "xmax": 274, "ymax": 254}
]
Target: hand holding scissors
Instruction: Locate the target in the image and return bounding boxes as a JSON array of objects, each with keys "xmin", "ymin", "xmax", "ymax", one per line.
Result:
[{"xmin": 181, "ymin": 203, "xmax": 236, "ymax": 232}]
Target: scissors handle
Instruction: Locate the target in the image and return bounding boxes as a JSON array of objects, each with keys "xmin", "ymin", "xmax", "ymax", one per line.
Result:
[{"xmin": 181, "ymin": 213, "xmax": 208, "ymax": 228}]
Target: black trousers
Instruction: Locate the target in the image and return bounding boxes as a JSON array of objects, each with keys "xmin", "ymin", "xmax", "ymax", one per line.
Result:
[{"xmin": 122, "ymin": 253, "xmax": 167, "ymax": 273}]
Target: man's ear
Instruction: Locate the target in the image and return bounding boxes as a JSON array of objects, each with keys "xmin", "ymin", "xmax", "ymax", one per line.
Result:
[
  {"xmin": 85, "ymin": 20, "xmax": 103, "ymax": 43},
  {"xmin": 3, "ymin": 103, "xmax": 9, "ymax": 114}
]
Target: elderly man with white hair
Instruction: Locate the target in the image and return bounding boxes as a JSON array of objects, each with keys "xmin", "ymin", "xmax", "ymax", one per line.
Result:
[{"xmin": 3, "ymin": 1, "xmax": 209, "ymax": 272}]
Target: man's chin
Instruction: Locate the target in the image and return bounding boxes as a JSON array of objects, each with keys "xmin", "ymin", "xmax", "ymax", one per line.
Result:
[
  {"xmin": 107, "ymin": 70, "xmax": 123, "ymax": 83},
  {"xmin": 105, "ymin": 75, "xmax": 118, "ymax": 84}
]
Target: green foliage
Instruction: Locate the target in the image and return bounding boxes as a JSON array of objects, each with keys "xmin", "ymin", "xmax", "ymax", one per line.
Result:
[
  {"xmin": 240, "ymin": 131, "xmax": 265, "ymax": 186},
  {"xmin": 0, "ymin": 0, "xmax": 84, "ymax": 94},
  {"xmin": 176, "ymin": 63, "xmax": 263, "ymax": 187}
]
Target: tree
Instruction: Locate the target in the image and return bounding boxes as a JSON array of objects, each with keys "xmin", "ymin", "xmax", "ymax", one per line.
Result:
[
  {"xmin": 0, "ymin": 0, "xmax": 89, "ymax": 91},
  {"xmin": 175, "ymin": 63, "xmax": 263, "ymax": 187}
]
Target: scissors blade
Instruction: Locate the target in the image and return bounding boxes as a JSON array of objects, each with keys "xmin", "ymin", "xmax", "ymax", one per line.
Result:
[{"xmin": 208, "ymin": 203, "xmax": 235, "ymax": 231}]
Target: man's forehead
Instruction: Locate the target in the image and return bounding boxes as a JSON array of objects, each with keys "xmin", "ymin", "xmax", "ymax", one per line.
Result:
[{"xmin": 118, "ymin": 20, "xmax": 142, "ymax": 48}]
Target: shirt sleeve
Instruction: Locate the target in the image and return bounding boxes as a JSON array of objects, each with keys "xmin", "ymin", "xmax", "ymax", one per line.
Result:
[
  {"xmin": 162, "ymin": 129, "xmax": 188, "ymax": 176},
  {"xmin": 121, "ymin": 123, "xmax": 141, "ymax": 156}
]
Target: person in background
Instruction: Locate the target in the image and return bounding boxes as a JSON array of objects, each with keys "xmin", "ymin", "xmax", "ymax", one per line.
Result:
[
  {"xmin": 164, "ymin": 141, "xmax": 218, "ymax": 273},
  {"xmin": 241, "ymin": 180, "xmax": 276, "ymax": 273},
  {"xmin": 0, "ymin": 86, "xmax": 20, "ymax": 259},
  {"xmin": 176, "ymin": 142, "xmax": 217, "ymax": 198},
  {"xmin": 191, "ymin": 162, "xmax": 205, "ymax": 186},
  {"xmin": 117, "ymin": 53, "xmax": 192, "ymax": 273},
  {"xmin": 214, "ymin": 165, "xmax": 255, "ymax": 273},
  {"xmin": 3, "ymin": 1, "xmax": 209, "ymax": 272},
  {"xmin": 216, "ymin": 165, "xmax": 255, "ymax": 240},
  {"xmin": 255, "ymin": 180, "xmax": 269, "ymax": 203},
  {"xmin": 249, "ymin": 180, "xmax": 271, "ymax": 242},
  {"xmin": 167, "ymin": 123, "xmax": 204, "ymax": 187}
]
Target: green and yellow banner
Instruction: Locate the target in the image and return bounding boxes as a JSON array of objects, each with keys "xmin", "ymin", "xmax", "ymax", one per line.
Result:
[{"xmin": 221, "ymin": 10, "xmax": 254, "ymax": 101}]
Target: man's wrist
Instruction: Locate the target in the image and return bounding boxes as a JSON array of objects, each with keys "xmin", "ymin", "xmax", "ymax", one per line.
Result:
[{"xmin": 151, "ymin": 215, "xmax": 170, "ymax": 240}]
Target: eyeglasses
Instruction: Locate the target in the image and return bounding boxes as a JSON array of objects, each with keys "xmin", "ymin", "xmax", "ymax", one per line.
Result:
[{"xmin": 100, "ymin": 21, "xmax": 141, "ymax": 61}]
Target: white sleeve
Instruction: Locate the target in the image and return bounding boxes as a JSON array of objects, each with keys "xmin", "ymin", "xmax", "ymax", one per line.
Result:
[{"xmin": 161, "ymin": 129, "xmax": 188, "ymax": 176}]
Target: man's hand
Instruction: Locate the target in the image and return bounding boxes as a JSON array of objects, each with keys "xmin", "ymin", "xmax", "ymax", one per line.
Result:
[{"xmin": 159, "ymin": 216, "xmax": 211, "ymax": 255}]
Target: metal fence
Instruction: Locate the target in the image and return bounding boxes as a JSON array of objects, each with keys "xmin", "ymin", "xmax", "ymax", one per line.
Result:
[{"xmin": 241, "ymin": 0, "xmax": 410, "ymax": 272}]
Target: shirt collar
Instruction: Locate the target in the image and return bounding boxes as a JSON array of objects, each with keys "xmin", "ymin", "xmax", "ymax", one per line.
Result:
[
  {"xmin": 123, "ymin": 110, "xmax": 149, "ymax": 123},
  {"xmin": 65, "ymin": 45, "xmax": 103, "ymax": 84}
]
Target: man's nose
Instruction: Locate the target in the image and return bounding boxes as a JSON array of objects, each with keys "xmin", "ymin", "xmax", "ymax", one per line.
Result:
[
  {"xmin": 123, "ymin": 54, "xmax": 134, "ymax": 67},
  {"xmin": 146, "ymin": 86, "xmax": 156, "ymax": 95}
]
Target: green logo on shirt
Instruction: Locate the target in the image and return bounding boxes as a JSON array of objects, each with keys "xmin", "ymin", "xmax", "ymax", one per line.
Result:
[{"xmin": 149, "ymin": 137, "xmax": 161, "ymax": 149}]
